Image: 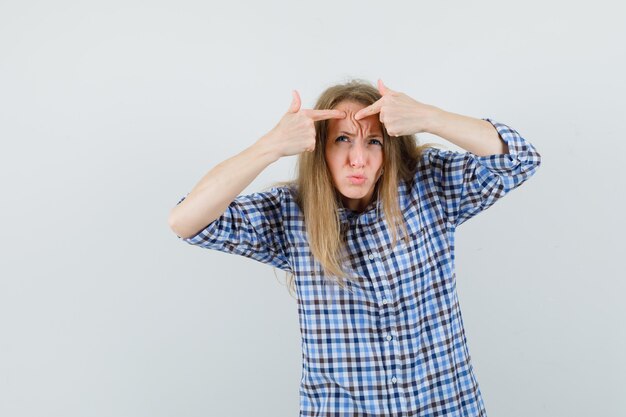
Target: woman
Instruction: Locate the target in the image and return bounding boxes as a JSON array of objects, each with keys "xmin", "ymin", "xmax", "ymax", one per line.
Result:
[{"xmin": 169, "ymin": 79, "xmax": 541, "ymax": 416}]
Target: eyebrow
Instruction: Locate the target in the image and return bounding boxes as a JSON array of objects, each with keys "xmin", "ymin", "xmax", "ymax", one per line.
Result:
[{"xmin": 338, "ymin": 130, "xmax": 383, "ymax": 138}]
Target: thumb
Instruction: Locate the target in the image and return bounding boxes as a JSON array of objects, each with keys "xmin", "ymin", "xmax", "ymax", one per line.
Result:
[
  {"xmin": 287, "ymin": 90, "xmax": 301, "ymax": 113},
  {"xmin": 377, "ymin": 78, "xmax": 392, "ymax": 95}
]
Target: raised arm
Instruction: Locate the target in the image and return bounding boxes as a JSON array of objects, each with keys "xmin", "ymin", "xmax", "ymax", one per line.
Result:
[
  {"xmin": 354, "ymin": 78, "xmax": 507, "ymax": 156},
  {"xmin": 168, "ymin": 90, "xmax": 346, "ymax": 239},
  {"xmin": 355, "ymin": 79, "xmax": 541, "ymax": 228},
  {"xmin": 168, "ymin": 141, "xmax": 279, "ymax": 239}
]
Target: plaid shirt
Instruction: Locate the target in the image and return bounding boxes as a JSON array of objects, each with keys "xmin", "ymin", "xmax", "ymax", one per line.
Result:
[{"xmin": 175, "ymin": 118, "xmax": 541, "ymax": 416}]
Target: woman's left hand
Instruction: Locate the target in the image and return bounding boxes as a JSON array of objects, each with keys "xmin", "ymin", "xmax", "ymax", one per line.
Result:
[{"xmin": 354, "ymin": 79, "xmax": 440, "ymax": 137}]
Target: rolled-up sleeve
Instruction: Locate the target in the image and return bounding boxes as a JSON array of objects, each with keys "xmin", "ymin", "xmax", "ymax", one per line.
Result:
[
  {"xmin": 423, "ymin": 118, "xmax": 542, "ymax": 228},
  {"xmin": 174, "ymin": 187, "xmax": 293, "ymax": 273}
]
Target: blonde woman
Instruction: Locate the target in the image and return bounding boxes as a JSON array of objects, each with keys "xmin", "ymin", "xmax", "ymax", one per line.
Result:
[{"xmin": 169, "ymin": 78, "xmax": 541, "ymax": 416}]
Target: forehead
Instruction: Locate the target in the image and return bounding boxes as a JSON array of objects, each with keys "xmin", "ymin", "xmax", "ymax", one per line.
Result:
[{"xmin": 327, "ymin": 100, "xmax": 382, "ymax": 133}]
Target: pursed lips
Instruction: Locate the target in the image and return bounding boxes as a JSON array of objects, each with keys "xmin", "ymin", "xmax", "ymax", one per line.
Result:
[{"xmin": 347, "ymin": 174, "xmax": 367, "ymax": 185}]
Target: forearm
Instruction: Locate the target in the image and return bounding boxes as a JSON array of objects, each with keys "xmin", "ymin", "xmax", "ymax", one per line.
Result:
[
  {"xmin": 169, "ymin": 138, "xmax": 280, "ymax": 239},
  {"xmin": 426, "ymin": 107, "xmax": 509, "ymax": 156}
]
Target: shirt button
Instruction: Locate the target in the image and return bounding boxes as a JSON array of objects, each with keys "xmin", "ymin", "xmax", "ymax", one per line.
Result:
[
  {"xmin": 391, "ymin": 376, "xmax": 397, "ymax": 384},
  {"xmin": 382, "ymin": 298, "xmax": 388, "ymax": 305},
  {"xmin": 368, "ymin": 254, "xmax": 375, "ymax": 260},
  {"xmin": 386, "ymin": 334, "xmax": 392, "ymax": 341}
]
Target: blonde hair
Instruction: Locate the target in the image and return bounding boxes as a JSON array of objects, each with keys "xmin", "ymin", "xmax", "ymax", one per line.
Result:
[{"xmin": 265, "ymin": 79, "xmax": 441, "ymax": 299}]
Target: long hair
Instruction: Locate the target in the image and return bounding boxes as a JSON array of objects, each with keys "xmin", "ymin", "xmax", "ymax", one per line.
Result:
[{"xmin": 266, "ymin": 79, "xmax": 440, "ymax": 298}]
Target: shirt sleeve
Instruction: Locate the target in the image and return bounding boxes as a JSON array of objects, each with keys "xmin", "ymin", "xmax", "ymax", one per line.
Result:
[
  {"xmin": 174, "ymin": 186, "xmax": 293, "ymax": 273},
  {"xmin": 423, "ymin": 118, "xmax": 542, "ymax": 228}
]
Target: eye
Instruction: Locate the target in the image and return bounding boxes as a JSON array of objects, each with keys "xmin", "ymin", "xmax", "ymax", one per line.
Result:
[{"xmin": 335, "ymin": 135, "xmax": 383, "ymax": 146}]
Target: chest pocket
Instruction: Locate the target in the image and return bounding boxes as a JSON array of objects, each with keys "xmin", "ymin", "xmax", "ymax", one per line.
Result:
[{"xmin": 385, "ymin": 205, "xmax": 438, "ymax": 276}]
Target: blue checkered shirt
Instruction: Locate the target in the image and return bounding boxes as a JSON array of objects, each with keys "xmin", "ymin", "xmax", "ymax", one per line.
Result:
[{"xmin": 175, "ymin": 118, "xmax": 541, "ymax": 416}]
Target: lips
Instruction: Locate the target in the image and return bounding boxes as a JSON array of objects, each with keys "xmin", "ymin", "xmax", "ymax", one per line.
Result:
[{"xmin": 347, "ymin": 175, "xmax": 366, "ymax": 185}]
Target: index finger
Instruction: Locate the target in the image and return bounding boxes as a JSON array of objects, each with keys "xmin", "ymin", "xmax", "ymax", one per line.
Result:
[
  {"xmin": 354, "ymin": 99, "xmax": 383, "ymax": 120},
  {"xmin": 302, "ymin": 109, "xmax": 346, "ymax": 121}
]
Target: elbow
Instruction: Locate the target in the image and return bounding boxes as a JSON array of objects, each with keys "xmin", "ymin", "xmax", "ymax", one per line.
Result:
[
  {"xmin": 168, "ymin": 209, "xmax": 187, "ymax": 239},
  {"xmin": 531, "ymin": 148, "xmax": 542, "ymax": 168},
  {"xmin": 169, "ymin": 209, "xmax": 206, "ymax": 240}
]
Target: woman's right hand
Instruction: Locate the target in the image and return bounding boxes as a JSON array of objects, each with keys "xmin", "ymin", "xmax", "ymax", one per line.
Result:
[{"xmin": 258, "ymin": 90, "xmax": 346, "ymax": 158}]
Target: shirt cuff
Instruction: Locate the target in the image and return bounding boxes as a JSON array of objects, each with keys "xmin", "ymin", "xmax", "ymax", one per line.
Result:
[{"xmin": 476, "ymin": 118, "xmax": 542, "ymax": 174}]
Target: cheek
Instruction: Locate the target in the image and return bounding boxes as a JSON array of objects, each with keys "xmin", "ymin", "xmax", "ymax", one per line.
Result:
[
  {"xmin": 326, "ymin": 158, "xmax": 340, "ymax": 177},
  {"xmin": 325, "ymin": 148, "xmax": 340, "ymax": 167},
  {"xmin": 372, "ymin": 150, "xmax": 384, "ymax": 166}
]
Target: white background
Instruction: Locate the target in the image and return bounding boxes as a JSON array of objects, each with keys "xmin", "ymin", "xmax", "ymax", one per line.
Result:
[{"xmin": 1, "ymin": 1, "xmax": 624, "ymax": 416}]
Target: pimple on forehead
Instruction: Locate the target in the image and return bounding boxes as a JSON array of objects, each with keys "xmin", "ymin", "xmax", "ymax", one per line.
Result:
[
  {"xmin": 328, "ymin": 100, "xmax": 383, "ymax": 136},
  {"xmin": 330, "ymin": 114, "xmax": 381, "ymax": 136}
]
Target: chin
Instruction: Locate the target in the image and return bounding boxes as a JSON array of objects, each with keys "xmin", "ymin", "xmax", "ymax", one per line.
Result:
[
  {"xmin": 342, "ymin": 194, "xmax": 367, "ymax": 202},
  {"xmin": 338, "ymin": 187, "xmax": 368, "ymax": 199}
]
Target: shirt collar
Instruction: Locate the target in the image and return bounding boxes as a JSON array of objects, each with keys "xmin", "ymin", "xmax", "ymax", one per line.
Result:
[{"xmin": 337, "ymin": 196, "xmax": 383, "ymax": 226}]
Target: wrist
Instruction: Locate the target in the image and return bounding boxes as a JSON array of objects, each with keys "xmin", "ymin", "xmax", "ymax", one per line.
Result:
[
  {"xmin": 424, "ymin": 105, "xmax": 447, "ymax": 136},
  {"xmin": 253, "ymin": 135, "xmax": 282, "ymax": 164}
]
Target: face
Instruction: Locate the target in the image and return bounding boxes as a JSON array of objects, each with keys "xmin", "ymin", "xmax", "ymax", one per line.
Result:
[{"xmin": 325, "ymin": 100, "xmax": 384, "ymax": 212}]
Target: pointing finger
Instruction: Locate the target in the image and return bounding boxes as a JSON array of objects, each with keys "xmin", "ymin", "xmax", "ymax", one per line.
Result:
[
  {"xmin": 302, "ymin": 109, "xmax": 347, "ymax": 121},
  {"xmin": 354, "ymin": 99, "xmax": 383, "ymax": 120}
]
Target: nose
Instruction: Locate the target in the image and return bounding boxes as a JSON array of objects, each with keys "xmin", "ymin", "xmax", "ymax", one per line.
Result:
[{"xmin": 349, "ymin": 141, "xmax": 366, "ymax": 168}]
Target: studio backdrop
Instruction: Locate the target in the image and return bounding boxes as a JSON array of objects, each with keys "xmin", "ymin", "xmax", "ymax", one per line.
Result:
[{"xmin": 1, "ymin": 1, "xmax": 624, "ymax": 416}]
